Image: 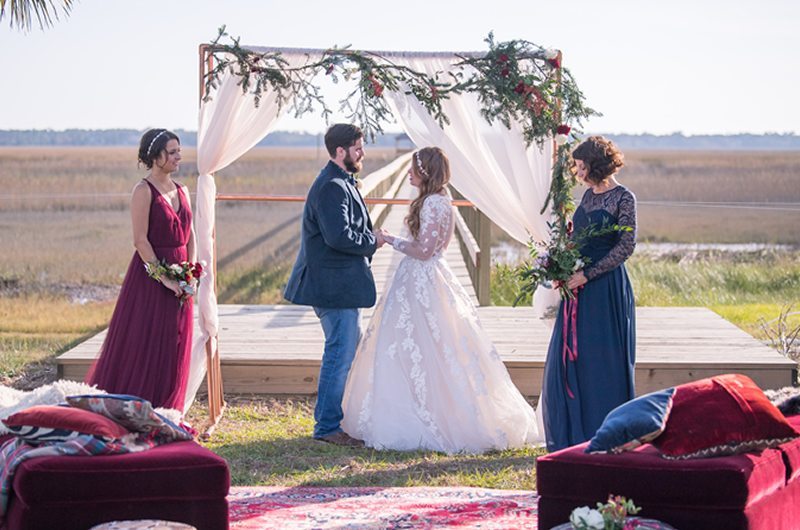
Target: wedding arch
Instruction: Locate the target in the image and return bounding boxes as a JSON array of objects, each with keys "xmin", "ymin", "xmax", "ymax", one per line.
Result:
[{"xmin": 188, "ymin": 28, "xmax": 596, "ymax": 430}]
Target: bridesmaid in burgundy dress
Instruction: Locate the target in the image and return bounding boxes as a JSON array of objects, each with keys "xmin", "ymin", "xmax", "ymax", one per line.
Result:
[{"xmin": 86, "ymin": 129, "xmax": 195, "ymax": 411}]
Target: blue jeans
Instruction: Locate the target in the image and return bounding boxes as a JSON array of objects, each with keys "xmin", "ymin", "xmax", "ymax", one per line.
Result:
[{"xmin": 312, "ymin": 307, "xmax": 360, "ymax": 438}]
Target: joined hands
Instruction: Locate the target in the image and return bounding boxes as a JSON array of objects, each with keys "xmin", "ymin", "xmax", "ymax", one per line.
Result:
[{"xmin": 375, "ymin": 228, "xmax": 394, "ymax": 249}]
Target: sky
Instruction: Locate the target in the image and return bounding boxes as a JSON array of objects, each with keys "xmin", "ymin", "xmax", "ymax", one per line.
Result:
[{"xmin": 1, "ymin": 0, "xmax": 798, "ymax": 136}]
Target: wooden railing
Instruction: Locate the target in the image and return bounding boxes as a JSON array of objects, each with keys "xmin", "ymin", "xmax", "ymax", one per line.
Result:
[
  {"xmin": 215, "ymin": 153, "xmax": 491, "ymax": 307},
  {"xmin": 451, "ymin": 187, "xmax": 492, "ymax": 306}
]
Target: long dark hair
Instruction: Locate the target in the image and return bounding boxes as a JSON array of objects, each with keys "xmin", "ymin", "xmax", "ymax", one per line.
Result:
[{"xmin": 406, "ymin": 147, "xmax": 451, "ymax": 238}]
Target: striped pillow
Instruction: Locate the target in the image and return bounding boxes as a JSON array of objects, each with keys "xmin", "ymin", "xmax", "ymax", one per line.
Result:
[{"xmin": 2, "ymin": 405, "xmax": 130, "ymax": 444}]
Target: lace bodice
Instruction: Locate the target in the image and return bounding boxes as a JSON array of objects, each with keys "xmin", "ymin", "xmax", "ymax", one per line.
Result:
[
  {"xmin": 578, "ymin": 186, "xmax": 637, "ymax": 281},
  {"xmin": 391, "ymin": 193, "xmax": 454, "ymax": 260}
]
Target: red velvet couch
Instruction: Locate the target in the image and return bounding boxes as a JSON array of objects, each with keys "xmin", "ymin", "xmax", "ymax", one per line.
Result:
[
  {"xmin": 0, "ymin": 438, "xmax": 230, "ymax": 530},
  {"xmin": 536, "ymin": 414, "xmax": 800, "ymax": 530}
]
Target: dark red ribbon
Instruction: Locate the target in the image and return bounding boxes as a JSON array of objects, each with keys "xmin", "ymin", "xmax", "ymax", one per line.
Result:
[{"xmin": 561, "ymin": 288, "xmax": 580, "ymax": 398}]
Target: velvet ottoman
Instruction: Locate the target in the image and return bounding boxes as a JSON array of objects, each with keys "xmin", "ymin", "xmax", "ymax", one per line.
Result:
[
  {"xmin": 536, "ymin": 415, "xmax": 800, "ymax": 530},
  {"xmin": 1, "ymin": 439, "xmax": 230, "ymax": 530}
]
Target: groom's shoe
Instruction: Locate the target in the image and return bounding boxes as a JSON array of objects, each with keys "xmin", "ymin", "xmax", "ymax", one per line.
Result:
[{"xmin": 314, "ymin": 431, "xmax": 365, "ymax": 447}]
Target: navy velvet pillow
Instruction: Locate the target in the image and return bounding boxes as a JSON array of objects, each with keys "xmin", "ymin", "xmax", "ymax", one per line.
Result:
[{"xmin": 586, "ymin": 387, "xmax": 675, "ymax": 454}]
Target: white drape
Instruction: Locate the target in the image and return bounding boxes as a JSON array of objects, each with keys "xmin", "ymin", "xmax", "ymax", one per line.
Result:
[
  {"xmin": 186, "ymin": 49, "xmax": 560, "ymax": 410},
  {"xmin": 382, "ymin": 55, "xmax": 559, "ymax": 314},
  {"xmin": 185, "ymin": 52, "xmax": 316, "ymax": 412}
]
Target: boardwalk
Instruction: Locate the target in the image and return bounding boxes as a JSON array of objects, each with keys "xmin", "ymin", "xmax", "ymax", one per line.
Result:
[{"xmin": 57, "ymin": 182, "xmax": 796, "ymax": 397}]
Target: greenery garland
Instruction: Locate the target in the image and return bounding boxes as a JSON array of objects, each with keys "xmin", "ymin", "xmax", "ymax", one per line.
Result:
[{"xmin": 203, "ymin": 26, "xmax": 599, "ymax": 248}]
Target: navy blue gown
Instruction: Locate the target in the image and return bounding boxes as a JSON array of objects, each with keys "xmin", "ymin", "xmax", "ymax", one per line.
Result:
[{"xmin": 542, "ymin": 185, "xmax": 637, "ymax": 451}]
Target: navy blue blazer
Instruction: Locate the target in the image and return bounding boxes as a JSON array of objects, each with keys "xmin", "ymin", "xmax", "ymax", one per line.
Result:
[{"xmin": 284, "ymin": 161, "xmax": 378, "ymax": 308}]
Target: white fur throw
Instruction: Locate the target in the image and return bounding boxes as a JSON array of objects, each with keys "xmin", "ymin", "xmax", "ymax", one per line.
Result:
[{"xmin": 0, "ymin": 380, "xmax": 181, "ymax": 435}]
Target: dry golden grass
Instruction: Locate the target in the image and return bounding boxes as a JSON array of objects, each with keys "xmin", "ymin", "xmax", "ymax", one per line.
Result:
[
  {"xmin": 1, "ymin": 147, "xmax": 798, "ymax": 287},
  {"xmin": 0, "ymin": 146, "xmax": 398, "ymax": 284},
  {"xmin": 621, "ymin": 150, "xmax": 800, "ymax": 202}
]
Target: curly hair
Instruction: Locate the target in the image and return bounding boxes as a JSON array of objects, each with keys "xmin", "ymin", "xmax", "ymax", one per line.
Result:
[
  {"xmin": 405, "ymin": 147, "xmax": 451, "ymax": 239},
  {"xmin": 571, "ymin": 136, "xmax": 625, "ymax": 184},
  {"xmin": 138, "ymin": 128, "xmax": 180, "ymax": 169}
]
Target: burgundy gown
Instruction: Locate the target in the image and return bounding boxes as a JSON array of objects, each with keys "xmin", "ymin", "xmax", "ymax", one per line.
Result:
[{"xmin": 86, "ymin": 180, "xmax": 193, "ymax": 410}]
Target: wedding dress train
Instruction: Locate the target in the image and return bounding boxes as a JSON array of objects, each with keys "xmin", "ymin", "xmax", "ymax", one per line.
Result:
[{"xmin": 342, "ymin": 193, "xmax": 542, "ymax": 454}]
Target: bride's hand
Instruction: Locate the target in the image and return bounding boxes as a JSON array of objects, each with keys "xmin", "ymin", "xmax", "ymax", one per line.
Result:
[{"xmin": 380, "ymin": 228, "xmax": 395, "ymax": 244}]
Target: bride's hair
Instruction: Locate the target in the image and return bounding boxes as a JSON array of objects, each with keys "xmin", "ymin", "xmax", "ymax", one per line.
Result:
[{"xmin": 406, "ymin": 147, "xmax": 450, "ymax": 238}]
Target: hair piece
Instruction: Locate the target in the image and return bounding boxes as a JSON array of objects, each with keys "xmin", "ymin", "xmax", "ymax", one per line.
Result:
[{"xmin": 137, "ymin": 128, "xmax": 180, "ymax": 170}]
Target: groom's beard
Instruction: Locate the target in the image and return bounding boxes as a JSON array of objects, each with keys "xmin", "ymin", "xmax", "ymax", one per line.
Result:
[{"xmin": 344, "ymin": 153, "xmax": 362, "ymax": 174}]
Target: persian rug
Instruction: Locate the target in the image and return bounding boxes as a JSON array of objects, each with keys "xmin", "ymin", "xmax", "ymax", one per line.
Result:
[{"xmin": 228, "ymin": 486, "xmax": 539, "ymax": 529}]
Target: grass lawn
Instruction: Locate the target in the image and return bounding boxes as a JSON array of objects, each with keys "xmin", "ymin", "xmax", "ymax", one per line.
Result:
[{"xmin": 187, "ymin": 396, "xmax": 545, "ymax": 489}]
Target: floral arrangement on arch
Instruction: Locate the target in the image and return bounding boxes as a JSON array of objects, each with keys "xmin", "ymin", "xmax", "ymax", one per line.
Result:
[{"xmin": 202, "ymin": 27, "xmax": 598, "ymax": 232}]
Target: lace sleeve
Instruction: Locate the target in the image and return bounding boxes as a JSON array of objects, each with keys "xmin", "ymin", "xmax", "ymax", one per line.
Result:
[
  {"xmin": 584, "ymin": 189, "xmax": 637, "ymax": 281},
  {"xmin": 391, "ymin": 194, "xmax": 452, "ymax": 260}
]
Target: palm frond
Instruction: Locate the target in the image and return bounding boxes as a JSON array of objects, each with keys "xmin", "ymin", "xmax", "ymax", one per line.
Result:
[{"xmin": 0, "ymin": 0, "xmax": 75, "ymax": 31}]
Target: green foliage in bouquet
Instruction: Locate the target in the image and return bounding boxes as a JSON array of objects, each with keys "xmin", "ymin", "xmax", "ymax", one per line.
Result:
[{"xmin": 514, "ymin": 220, "xmax": 633, "ymax": 302}]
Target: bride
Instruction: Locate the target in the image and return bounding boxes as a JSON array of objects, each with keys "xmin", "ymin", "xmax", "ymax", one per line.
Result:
[{"xmin": 341, "ymin": 147, "xmax": 542, "ymax": 454}]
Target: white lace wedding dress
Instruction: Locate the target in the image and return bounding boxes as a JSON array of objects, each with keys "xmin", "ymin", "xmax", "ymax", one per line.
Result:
[{"xmin": 342, "ymin": 192, "xmax": 543, "ymax": 454}]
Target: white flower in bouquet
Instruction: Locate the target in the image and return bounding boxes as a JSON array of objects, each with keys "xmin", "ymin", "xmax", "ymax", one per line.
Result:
[
  {"xmin": 169, "ymin": 263, "xmax": 184, "ymax": 276},
  {"xmin": 573, "ymin": 258, "xmax": 585, "ymax": 271},
  {"xmin": 569, "ymin": 506, "xmax": 605, "ymax": 530}
]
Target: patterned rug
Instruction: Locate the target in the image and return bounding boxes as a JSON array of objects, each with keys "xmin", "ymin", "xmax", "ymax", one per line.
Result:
[{"xmin": 228, "ymin": 486, "xmax": 539, "ymax": 529}]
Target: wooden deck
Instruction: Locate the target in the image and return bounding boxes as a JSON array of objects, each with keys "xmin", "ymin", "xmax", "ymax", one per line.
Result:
[
  {"xmin": 56, "ymin": 183, "xmax": 796, "ymax": 397},
  {"xmin": 56, "ymin": 305, "xmax": 796, "ymax": 397}
]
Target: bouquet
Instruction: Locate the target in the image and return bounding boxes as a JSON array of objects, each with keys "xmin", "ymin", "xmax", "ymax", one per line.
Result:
[
  {"xmin": 514, "ymin": 220, "xmax": 632, "ymax": 302},
  {"xmin": 145, "ymin": 260, "xmax": 206, "ymax": 306},
  {"xmin": 570, "ymin": 495, "xmax": 641, "ymax": 530}
]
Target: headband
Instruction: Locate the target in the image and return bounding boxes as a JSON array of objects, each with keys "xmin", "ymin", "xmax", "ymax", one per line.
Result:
[
  {"xmin": 146, "ymin": 130, "xmax": 168, "ymax": 156},
  {"xmin": 414, "ymin": 151, "xmax": 429, "ymax": 178}
]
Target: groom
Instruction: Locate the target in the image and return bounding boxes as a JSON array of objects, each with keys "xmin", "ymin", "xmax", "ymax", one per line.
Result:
[{"xmin": 284, "ymin": 123, "xmax": 382, "ymax": 447}]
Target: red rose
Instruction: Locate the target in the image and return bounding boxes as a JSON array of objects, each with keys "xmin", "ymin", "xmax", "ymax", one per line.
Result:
[
  {"xmin": 501, "ymin": 67, "xmax": 510, "ymax": 77},
  {"xmin": 514, "ymin": 81, "xmax": 526, "ymax": 94},
  {"xmin": 499, "ymin": 53, "xmax": 509, "ymax": 63},
  {"xmin": 547, "ymin": 57, "xmax": 561, "ymax": 69},
  {"xmin": 325, "ymin": 64, "xmax": 335, "ymax": 75},
  {"xmin": 373, "ymin": 83, "xmax": 384, "ymax": 97},
  {"xmin": 556, "ymin": 125, "xmax": 571, "ymax": 135},
  {"xmin": 194, "ymin": 262, "xmax": 204, "ymax": 276}
]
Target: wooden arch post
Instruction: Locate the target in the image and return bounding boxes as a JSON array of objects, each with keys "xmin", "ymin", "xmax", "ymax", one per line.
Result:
[{"xmin": 197, "ymin": 44, "xmax": 225, "ymax": 438}]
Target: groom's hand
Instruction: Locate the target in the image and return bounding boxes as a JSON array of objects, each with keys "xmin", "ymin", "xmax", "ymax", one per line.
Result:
[{"xmin": 375, "ymin": 230, "xmax": 386, "ymax": 248}]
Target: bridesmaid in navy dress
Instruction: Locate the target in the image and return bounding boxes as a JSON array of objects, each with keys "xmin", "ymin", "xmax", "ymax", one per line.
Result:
[
  {"xmin": 86, "ymin": 129, "xmax": 195, "ymax": 411},
  {"xmin": 541, "ymin": 136, "xmax": 637, "ymax": 451}
]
